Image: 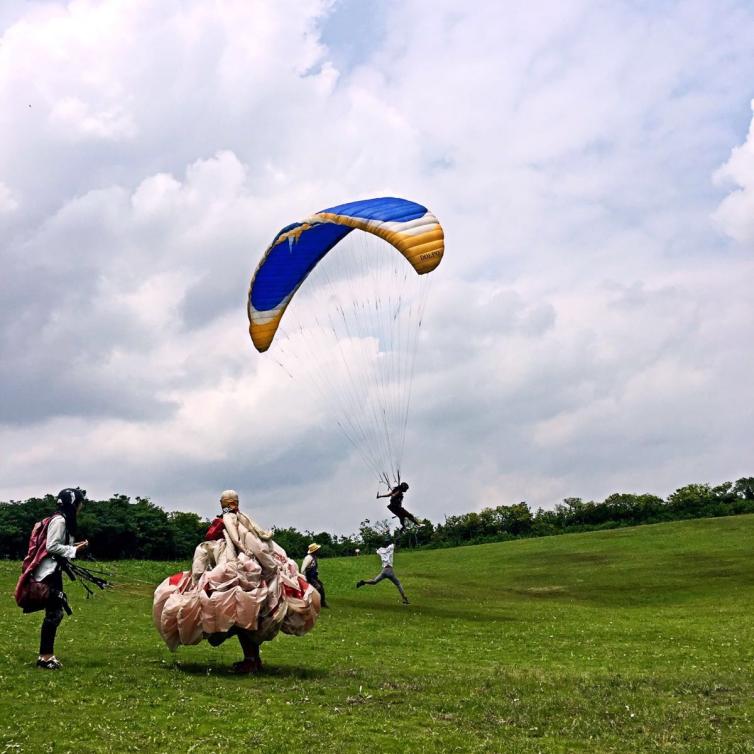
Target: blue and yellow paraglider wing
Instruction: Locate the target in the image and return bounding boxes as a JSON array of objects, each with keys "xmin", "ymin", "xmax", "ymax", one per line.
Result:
[{"xmin": 248, "ymin": 197, "xmax": 444, "ymax": 352}]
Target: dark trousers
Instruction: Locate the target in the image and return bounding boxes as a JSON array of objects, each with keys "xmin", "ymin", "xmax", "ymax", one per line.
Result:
[
  {"xmin": 39, "ymin": 570, "xmax": 65, "ymax": 656},
  {"xmin": 206, "ymin": 626, "xmax": 260, "ymax": 661},
  {"xmin": 387, "ymin": 501, "xmax": 418, "ymax": 528},
  {"xmin": 306, "ymin": 573, "xmax": 327, "ymax": 606}
]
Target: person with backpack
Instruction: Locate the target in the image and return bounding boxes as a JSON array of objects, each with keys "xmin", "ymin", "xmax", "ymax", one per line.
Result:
[{"xmin": 15, "ymin": 488, "xmax": 89, "ymax": 670}]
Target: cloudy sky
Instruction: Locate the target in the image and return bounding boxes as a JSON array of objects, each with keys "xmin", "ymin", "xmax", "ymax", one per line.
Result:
[{"xmin": 1, "ymin": 0, "xmax": 753, "ymax": 534}]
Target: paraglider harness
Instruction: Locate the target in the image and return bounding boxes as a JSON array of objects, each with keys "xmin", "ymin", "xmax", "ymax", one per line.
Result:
[{"xmin": 14, "ymin": 511, "xmax": 110, "ymax": 614}]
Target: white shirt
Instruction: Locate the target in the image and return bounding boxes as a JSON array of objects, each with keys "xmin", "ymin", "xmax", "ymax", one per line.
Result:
[
  {"xmin": 32, "ymin": 515, "xmax": 77, "ymax": 581},
  {"xmin": 301, "ymin": 554, "xmax": 314, "ymax": 574},
  {"xmin": 376, "ymin": 544, "xmax": 394, "ymax": 568}
]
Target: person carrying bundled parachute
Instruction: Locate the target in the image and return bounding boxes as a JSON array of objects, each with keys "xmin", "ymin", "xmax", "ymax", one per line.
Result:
[{"xmin": 153, "ymin": 490, "xmax": 320, "ymax": 674}]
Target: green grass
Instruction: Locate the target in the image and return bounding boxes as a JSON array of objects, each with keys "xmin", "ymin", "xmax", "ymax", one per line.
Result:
[{"xmin": 2, "ymin": 515, "xmax": 754, "ymax": 753}]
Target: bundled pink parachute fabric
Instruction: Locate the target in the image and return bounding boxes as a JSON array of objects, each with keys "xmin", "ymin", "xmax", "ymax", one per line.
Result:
[{"xmin": 153, "ymin": 511, "xmax": 319, "ymax": 652}]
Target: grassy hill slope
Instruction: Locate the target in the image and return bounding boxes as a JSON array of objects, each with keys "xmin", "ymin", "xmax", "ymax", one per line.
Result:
[{"xmin": 1, "ymin": 515, "xmax": 753, "ymax": 753}]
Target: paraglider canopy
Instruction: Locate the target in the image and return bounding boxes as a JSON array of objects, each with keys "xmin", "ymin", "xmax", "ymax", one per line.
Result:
[
  {"xmin": 248, "ymin": 197, "xmax": 444, "ymax": 352},
  {"xmin": 247, "ymin": 196, "xmax": 444, "ymax": 485}
]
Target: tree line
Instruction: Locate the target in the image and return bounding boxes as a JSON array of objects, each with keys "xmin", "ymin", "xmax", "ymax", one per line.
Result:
[
  {"xmin": 374, "ymin": 476, "xmax": 754, "ymax": 551},
  {"xmin": 0, "ymin": 494, "xmax": 358, "ymax": 561},
  {"xmin": 1, "ymin": 477, "xmax": 752, "ymax": 561}
]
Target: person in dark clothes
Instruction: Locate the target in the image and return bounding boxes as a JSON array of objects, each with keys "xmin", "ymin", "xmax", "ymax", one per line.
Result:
[
  {"xmin": 377, "ymin": 482, "xmax": 418, "ymax": 529},
  {"xmin": 301, "ymin": 543, "xmax": 329, "ymax": 608}
]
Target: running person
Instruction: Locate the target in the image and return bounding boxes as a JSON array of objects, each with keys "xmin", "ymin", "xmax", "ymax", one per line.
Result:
[{"xmin": 356, "ymin": 541, "xmax": 409, "ymax": 604}]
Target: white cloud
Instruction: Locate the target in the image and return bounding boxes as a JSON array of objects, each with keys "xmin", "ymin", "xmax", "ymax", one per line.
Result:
[
  {"xmin": 49, "ymin": 96, "xmax": 136, "ymax": 140},
  {"xmin": 0, "ymin": 181, "xmax": 18, "ymax": 213},
  {"xmin": 1, "ymin": 0, "xmax": 753, "ymax": 533},
  {"xmin": 714, "ymin": 99, "xmax": 754, "ymax": 246}
]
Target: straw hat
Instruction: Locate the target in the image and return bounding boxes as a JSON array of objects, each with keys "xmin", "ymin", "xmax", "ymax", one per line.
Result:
[{"xmin": 307, "ymin": 543, "xmax": 321, "ymax": 554}]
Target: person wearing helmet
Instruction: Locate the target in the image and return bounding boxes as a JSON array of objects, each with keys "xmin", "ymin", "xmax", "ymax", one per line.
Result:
[
  {"xmin": 32, "ymin": 488, "xmax": 90, "ymax": 669},
  {"xmin": 301, "ymin": 543, "xmax": 328, "ymax": 608},
  {"xmin": 377, "ymin": 481, "xmax": 418, "ymax": 529}
]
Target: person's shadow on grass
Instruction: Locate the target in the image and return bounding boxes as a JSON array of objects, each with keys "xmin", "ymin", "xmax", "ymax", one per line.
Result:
[
  {"xmin": 338, "ymin": 598, "xmax": 518, "ymax": 623},
  {"xmin": 168, "ymin": 661, "xmax": 328, "ymax": 680}
]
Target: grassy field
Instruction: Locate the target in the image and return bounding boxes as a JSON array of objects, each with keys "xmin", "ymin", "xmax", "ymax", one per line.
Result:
[{"xmin": 1, "ymin": 515, "xmax": 753, "ymax": 753}]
